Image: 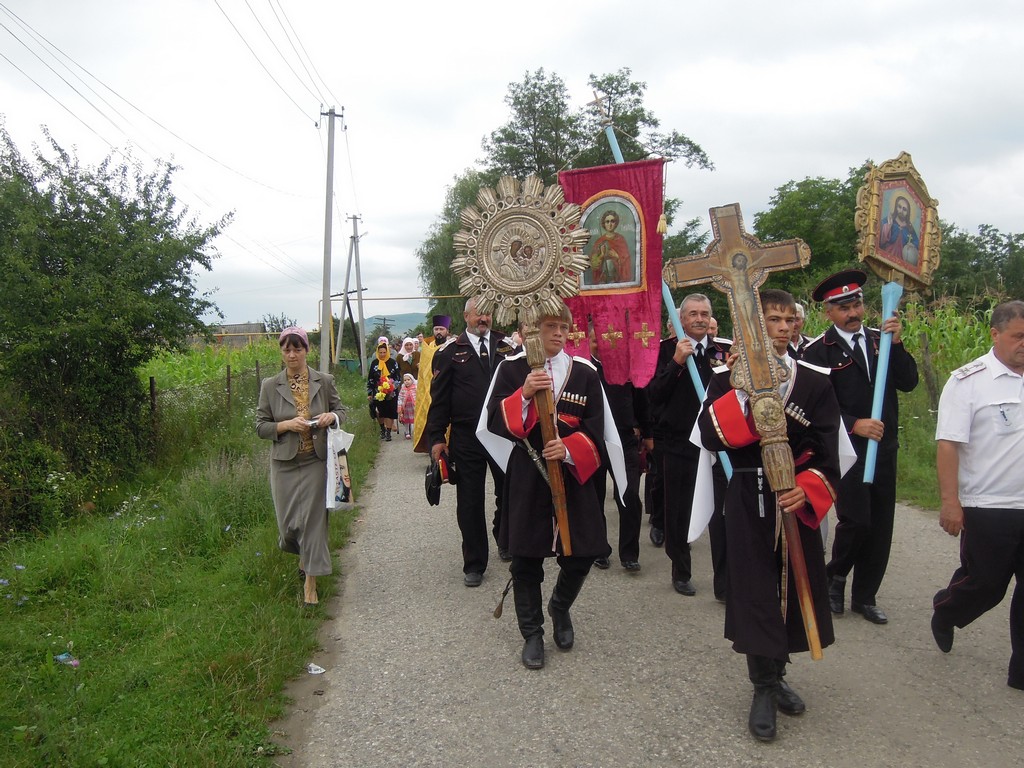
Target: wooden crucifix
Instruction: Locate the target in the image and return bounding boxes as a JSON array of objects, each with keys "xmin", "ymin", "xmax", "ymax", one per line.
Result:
[
  {"xmin": 663, "ymin": 203, "xmax": 810, "ymax": 491},
  {"xmin": 663, "ymin": 203, "xmax": 824, "ymax": 659}
]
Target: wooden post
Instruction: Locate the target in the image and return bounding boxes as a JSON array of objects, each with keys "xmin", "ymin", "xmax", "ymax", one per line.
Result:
[
  {"xmin": 149, "ymin": 376, "xmax": 158, "ymax": 458},
  {"xmin": 524, "ymin": 330, "xmax": 572, "ymax": 556}
]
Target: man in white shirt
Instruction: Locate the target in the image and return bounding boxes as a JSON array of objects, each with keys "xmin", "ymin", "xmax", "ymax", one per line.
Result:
[{"xmin": 932, "ymin": 300, "xmax": 1024, "ymax": 691}]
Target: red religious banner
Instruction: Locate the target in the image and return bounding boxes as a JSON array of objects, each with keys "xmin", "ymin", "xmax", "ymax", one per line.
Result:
[{"xmin": 558, "ymin": 158, "xmax": 665, "ymax": 386}]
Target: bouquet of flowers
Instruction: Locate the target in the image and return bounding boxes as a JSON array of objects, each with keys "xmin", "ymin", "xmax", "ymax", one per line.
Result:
[{"xmin": 374, "ymin": 376, "xmax": 395, "ymax": 401}]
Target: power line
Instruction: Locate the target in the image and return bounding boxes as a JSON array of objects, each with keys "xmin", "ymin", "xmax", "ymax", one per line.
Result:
[
  {"xmin": 342, "ymin": 123, "xmax": 362, "ymax": 217},
  {"xmin": 219, "ymin": 231, "xmax": 320, "ymax": 289},
  {"xmin": 265, "ymin": 0, "xmax": 326, "ymax": 105},
  {"xmin": 0, "ymin": 1, "xmax": 305, "ymax": 197},
  {"xmin": 2, "ymin": 2, "xmax": 340, "ymax": 316},
  {"xmin": 242, "ymin": 0, "xmax": 323, "ymax": 105},
  {"xmin": 1, "ymin": 19, "xmax": 135, "ymax": 148},
  {"xmin": 212, "ymin": 0, "xmax": 312, "ymax": 122},
  {"xmin": 270, "ymin": 0, "xmax": 344, "ymax": 110}
]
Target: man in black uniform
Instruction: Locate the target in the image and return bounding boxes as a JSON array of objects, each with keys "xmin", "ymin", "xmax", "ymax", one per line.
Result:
[
  {"xmin": 801, "ymin": 269, "xmax": 918, "ymax": 624},
  {"xmin": 647, "ymin": 293, "xmax": 730, "ymax": 596},
  {"xmin": 427, "ymin": 297, "xmax": 516, "ymax": 586},
  {"xmin": 483, "ymin": 307, "xmax": 621, "ymax": 669},
  {"xmin": 590, "ymin": 336, "xmax": 651, "ymax": 571},
  {"xmin": 697, "ymin": 288, "xmax": 842, "ymax": 742}
]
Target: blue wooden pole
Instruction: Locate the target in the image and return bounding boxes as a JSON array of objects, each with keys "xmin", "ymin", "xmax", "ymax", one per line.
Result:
[
  {"xmin": 603, "ymin": 125, "xmax": 625, "ymax": 164},
  {"xmin": 862, "ymin": 280, "xmax": 903, "ymax": 483}
]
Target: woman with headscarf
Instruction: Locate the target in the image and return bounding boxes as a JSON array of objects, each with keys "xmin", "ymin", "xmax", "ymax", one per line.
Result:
[
  {"xmin": 397, "ymin": 373, "xmax": 418, "ymax": 439},
  {"xmin": 397, "ymin": 337, "xmax": 420, "ymax": 380},
  {"xmin": 256, "ymin": 327, "xmax": 347, "ymax": 606},
  {"xmin": 368, "ymin": 338, "xmax": 400, "ymax": 441}
]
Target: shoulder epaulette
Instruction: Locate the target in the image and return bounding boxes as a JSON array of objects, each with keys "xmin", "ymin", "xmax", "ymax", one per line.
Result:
[
  {"xmin": 797, "ymin": 360, "xmax": 832, "ymax": 375},
  {"xmin": 712, "ymin": 363, "xmax": 730, "ymax": 374},
  {"xmin": 952, "ymin": 359, "xmax": 986, "ymax": 380},
  {"xmin": 572, "ymin": 356, "xmax": 598, "ymax": 371},
  {"xmin": 505, "ymin": 349, "xmax": 528, "ymax": 361},
  {"xmin": 437, "ymin": 337, "xmax": 457, "ymax": 352},
  {"xmin": 713, "ymin": 336, "xmax": 734, "ymax": 346},
  {"xmin": 802, "ymin": 332, "xmax": 825, "ymax": 348}
]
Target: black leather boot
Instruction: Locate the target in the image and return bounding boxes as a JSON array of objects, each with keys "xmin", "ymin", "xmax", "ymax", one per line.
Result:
[
  {"xmin": 775, "ymin": 659, "xmax": 806, "ymax": 715},
  {"xmin": 548, "ymin": 567, "xmax": 588, "ymax": 650},
  {"xmin": 828, "ymin": 574, "xmax": 846, "ymax": 615},
  {"xmin": 746, "ymin": 655, "xmax": 779, "ymax": 742},
  {"xmin": 512, "ymin": 580, "xmax": 544, "ymax": 669}
]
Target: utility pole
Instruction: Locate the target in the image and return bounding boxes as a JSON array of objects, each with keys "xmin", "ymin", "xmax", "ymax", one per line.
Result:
[
  {"xmin": 351, "ymin": 214, "xmax": 367, "ymax": 377},
  {"xmin": 319, "ymin": 106, "xmax": 340, "ymax": 373},
  {"xmin": 334, "ymin": 236, "xmax": 357, "ymax": 364},
  {"xmin": 373, "ymin": 316, "xmax": 395, "ymax": 338}
]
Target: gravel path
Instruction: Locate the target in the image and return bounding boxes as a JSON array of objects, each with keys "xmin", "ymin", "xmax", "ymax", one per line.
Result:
[{"xmin": 273, "ymin": 439, "xmax": 1020, "ymax": 767}]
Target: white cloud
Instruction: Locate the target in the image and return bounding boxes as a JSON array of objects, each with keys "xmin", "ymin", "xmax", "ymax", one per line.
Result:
[{"xmin": 3, "ymin": 0, "xmax": 1023, "ymax": 330}]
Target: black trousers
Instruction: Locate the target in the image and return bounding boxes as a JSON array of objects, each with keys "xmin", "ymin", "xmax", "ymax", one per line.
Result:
[
  {"xmin": 646, "ymin": 446, "xmax": 664, "ymax": 530},
  {"xmin": 709, "ymin": 462, "xmax": 729, "ymax": 600},
  {"xmin": 450, "ymin": 425, "xmax": 504, "ymax": 575},
  {"xmin": 827, "ymin": 451, "xmax": 897, "ymax": 605},
  {"xmin": 933, "ymin": 506, "xmax": 1024, "ymax": 687},
  {"xmin": 661, "ymin": 450, "xmax": 700, "ymax": 582},
  {"xmin": 511, "ymin": 554, "xmax": 593, "ymax": 585},
  {"xmin": 593, "ymin": 432, "xmax": 643, "ymax": 562}
]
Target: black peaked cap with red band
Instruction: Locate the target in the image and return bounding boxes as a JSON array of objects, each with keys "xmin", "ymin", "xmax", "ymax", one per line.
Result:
[{"xmin": 811, "ymin": 269, "xmax": 867, "ymax": 305}]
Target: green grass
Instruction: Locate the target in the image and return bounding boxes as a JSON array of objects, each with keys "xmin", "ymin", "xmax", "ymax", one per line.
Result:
[
  {"xmin": 896, "ymin": 385, "xmax": 940, "ymax": 510},
  {"xmin": 0, "ymin": 368, "xmax": 377, "ymax": 767}
]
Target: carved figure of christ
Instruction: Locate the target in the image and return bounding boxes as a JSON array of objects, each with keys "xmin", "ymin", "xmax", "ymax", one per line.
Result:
[{"xmin": 662, "ymin": 203, "xmax": 810, "ymax": 490}]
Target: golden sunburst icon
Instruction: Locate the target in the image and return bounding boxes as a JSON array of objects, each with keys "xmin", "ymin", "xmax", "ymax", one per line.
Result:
[{"xmin": 452, "ymin": 175, "xmax": 591, "ymax": 327}]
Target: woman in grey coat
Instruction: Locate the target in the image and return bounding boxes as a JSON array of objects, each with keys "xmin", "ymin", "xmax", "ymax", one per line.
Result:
[{"xmin": 256, "ymin": 327, "xmax": 346, "ymax": 605}]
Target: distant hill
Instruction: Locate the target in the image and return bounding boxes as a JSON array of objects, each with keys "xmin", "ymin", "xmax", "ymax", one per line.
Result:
[{"xmin": 361, "ymin": 311, "xmax": 430, "ymax": 339}]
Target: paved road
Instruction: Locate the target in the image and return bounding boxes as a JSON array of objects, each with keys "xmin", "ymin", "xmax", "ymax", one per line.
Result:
[{"xmin": 274, "ymin": 438, "xmax": 1020, "ymax": 767}]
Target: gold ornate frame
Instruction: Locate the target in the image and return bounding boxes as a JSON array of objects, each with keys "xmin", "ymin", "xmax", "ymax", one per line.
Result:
[
  {"xmin": 854, "ymin": 151, "xmax": 940, "ymax": 294},
  {"xmin": 451, "ymin": 175, "xmax": 591, "ymax": 327}
]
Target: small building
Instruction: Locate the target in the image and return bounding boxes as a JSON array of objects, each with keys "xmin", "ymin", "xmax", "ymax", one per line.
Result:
[{"xmin": 212, "ymin": 322, "xmax": 270, "ymax": 348}]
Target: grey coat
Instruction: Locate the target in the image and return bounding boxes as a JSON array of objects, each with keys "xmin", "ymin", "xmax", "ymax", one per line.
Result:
[{"xmin": 256, "ymin": 367, "xmax": 347, "ymax": 460}]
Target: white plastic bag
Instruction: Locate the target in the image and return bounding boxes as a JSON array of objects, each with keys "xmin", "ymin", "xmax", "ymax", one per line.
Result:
[{"xmin": 325, "ymin": 416, "xmax": 355, "ymax": 510}]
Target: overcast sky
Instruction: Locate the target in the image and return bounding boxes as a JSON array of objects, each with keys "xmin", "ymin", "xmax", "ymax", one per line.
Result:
[{"xmin": 2, "ymin": 0, "xmax": 1022, "ymax": 330}]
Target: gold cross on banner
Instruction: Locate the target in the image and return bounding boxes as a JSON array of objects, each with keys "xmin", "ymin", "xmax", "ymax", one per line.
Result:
[
  {"xmin": 567, "ymin": 323, "xmax": 586, "ymax": 346},
  {"xmin": 633, "ymin": 322, "xmax": 655, "ymax": 348},
  {"xmin": 602, "ymin": 324, "xmax": 624, "ymax": 350}
]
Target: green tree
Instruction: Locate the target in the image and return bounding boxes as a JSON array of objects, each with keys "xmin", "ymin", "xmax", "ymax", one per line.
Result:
[
  {"xmin": 261, "ymin": 312, "xmax": 297, "ymax": 333},
  {"xmin": 481, "ymin": 68, "xmax": 584, "ymax": 184},
  {"xmin": 0, "ymin": 127, "xmax": 226, "ymax": 479},
  {"xmin": 416, "ymin": 168, "xmax": 493, "ymax": 326},
  {"xmin": 752, "ymin": 165, "xmax": 869, "ymax": 300},
  {"xmin": 934, "ymin": 223, "xmax": 1024, "ymax": 305},
  {"xmin": 577, "ymin": 68, "xmax": 714, "ymax": 172},
  {"xmin": 423, "ymin": 70, "xmax": 713, "ymax": 323}
]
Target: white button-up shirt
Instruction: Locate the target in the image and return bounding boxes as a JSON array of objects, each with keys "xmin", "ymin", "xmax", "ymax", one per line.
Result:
[{"xmin": 936, "ymin": 349, "xmax": 1024, "ymax": 509}]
